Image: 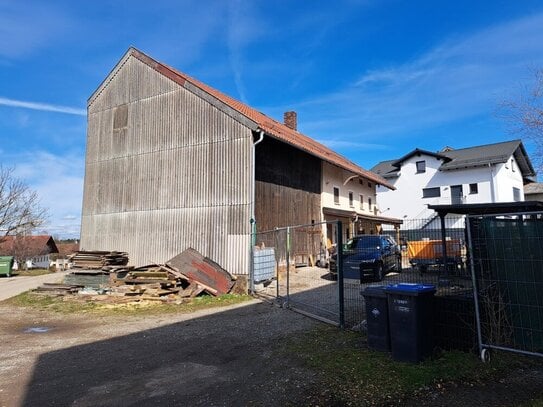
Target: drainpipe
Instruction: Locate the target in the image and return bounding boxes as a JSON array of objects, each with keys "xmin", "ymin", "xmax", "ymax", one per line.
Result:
[
  {"xmin": 249, "ymin": 130, "xmax": 265, "ymax": 293},
  {"xmin": 488, "ymin": 163, "xmax": 496, "ymax": 202}
]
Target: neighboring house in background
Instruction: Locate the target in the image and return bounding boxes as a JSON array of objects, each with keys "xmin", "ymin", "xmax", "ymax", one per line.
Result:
[
  {"xmin": 371, "ymin": 140, "xmax": 536, "ymax": 222},
  {"xmin": 81, "ymin": 47, "xmax": 396, "ymax": 275},
  {"xmin": 52, "ymin": 241, "xmax": 80, "ymax": 270},
  {"xmin": 524, "ymin": 182, "xmax": 543, "ymax": 201},
  {"xmin": 0, "ymin": 235, "xmax": 59, "ymax": 270}
]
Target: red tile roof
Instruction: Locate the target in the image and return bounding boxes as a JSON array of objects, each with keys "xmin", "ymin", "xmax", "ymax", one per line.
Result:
[
  {"xmin": 56, "ymin": 242, "xmax": 80, "ymax": 258},
  {"xmin": 0, "ymin": 235, "xmax": 59, "ymax": 256},
  {"xmin": 127, "ymin": 48, "xmax": 394, "ymax": 190}
]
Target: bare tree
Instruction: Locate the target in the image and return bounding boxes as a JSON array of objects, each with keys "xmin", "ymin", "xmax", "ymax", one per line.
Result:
[
  {"xmin": 0, "ymin": 166, "xmax": 48, "ymax": 241},
  {"xmin": 501, "ymin": 69, "xmax": 543, "ymax": 172}
]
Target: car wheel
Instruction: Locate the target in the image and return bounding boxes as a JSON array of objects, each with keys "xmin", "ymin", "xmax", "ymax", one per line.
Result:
[
  {"xmin": 375, "ymin": 262, "xmax": 384, "ymax": 281},
  {"xmin": 316, "ymin": 260, "xmax": 321, "ymax": 267}
]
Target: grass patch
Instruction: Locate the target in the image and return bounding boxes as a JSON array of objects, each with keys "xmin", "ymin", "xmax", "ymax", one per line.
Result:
[
  {"xmin": 12, "ymin": 268, "xmax": 54, "ymax": 277},
  {"xmin": 286, "ymin": 325, "xmax": 536, "ymax": 405},
  {"xmin": 4, "ymin": 291, "xmax": 253, "ymax": 316}
]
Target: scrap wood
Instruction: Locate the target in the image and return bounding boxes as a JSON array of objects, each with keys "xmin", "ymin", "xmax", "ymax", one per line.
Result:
[
  {"xmin": 166, "ymin": 248, "xmax": 235, "ymax": 295},
  {"xmin": 179, "ymin": 282, "xmax": 206, "ymax": 298},
  {"xmin": 69, "ymin": 251, "xmax": 129, "ymax": 269},
  {"xmin": 33, "ymin": 283, "xmax": 81, "ymax": 295},
  {"xmin": 158, "ymin": 264, "xmax": 190, "ymax": 281},
  {"xmin": 122, "ymin": 278, "xmax": 173, "ymax": 285},
  {"xmin": 129, "ymin": 271, "xmax": 169, "ymax": 279}
]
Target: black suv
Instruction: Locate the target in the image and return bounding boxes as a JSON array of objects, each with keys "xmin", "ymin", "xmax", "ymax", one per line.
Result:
[{"xmin": 329, "ymin": 235, "xmax": 401, "ymax": 281}]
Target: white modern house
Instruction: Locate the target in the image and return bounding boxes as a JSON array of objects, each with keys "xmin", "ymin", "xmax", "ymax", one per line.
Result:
[{"xmin": 371, "ymin": 140, "xmax": 536, "ymax": 224}]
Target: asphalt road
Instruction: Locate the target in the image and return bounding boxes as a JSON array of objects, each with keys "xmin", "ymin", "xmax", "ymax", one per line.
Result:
[{"xmin": 0, "ymin": 271, "xmax": 68, "ymax": 301}]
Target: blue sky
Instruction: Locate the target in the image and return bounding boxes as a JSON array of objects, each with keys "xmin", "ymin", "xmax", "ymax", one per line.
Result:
[{"xmin": 2, "ymin": 0, "xmax": 543, "ymax": 238}]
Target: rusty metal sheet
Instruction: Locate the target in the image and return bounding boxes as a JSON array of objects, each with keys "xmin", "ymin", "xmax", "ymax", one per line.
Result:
[{"xmin": 166, "ymin": 248, "xmax": 234, "ymax": 295}]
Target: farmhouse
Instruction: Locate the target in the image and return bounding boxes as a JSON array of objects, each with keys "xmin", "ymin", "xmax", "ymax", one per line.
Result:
[
  {"xmin": 81, "ymin": 47, "xmax": 396, "ymax": 275},
  {"xmin": 0, "ymin": 235, "xmax": 59, "ymax": 270}
]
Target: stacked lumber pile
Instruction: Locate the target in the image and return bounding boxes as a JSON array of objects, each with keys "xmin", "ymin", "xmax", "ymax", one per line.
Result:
[
  {"xmin": 33, "ymin": 283, "xmax": 83, "ymax": 296},
  {"xmin": 34, "ymin": 248, "xmax": 238, "ymax": 303},
  {"xmin": 109, "ymin": 264, "xmax": 212, "ymax": 301},
  {"xmin": 69, "ymin": 251, "xmax": 129, "ymax": 269}
]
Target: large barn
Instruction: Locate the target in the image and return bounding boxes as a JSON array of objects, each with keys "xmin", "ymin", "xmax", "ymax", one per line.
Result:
[{"xmin": 81, "ymin": 47, "xmax": 393, "ymax": 275}]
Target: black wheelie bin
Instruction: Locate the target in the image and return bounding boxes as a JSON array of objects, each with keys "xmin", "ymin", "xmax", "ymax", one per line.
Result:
[{"xmin": 384, "ymin": 283, "xmax": 436, "ymax": 363}]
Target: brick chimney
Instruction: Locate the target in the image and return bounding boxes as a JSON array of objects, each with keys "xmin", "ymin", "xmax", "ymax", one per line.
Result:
[{"xmin": 283, "ymin": 111, "xmax": 297, "ymax": 131}]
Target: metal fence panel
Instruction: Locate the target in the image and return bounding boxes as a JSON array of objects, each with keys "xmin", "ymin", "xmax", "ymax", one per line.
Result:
[
  {"xmin": 254, "ymin": 221, "xmax": 343, "ymax": 326},
  {"xmin": 468, "ymin": 212, "xmax": 543, "ymax": 359},
  {"xmin": 255, "ymin": 216, "xmax": 478, "ymax": 351}
]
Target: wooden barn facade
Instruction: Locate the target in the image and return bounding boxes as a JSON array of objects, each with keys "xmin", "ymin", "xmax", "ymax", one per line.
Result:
[{"xmin": 81, "ymin": 48, "xmax": 393, "ymax": 274}]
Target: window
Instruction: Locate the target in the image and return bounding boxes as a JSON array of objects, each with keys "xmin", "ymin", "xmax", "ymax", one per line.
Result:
[
  {"xmin": 348, "ymin": 191, "xmax": 354, "ymax": 207},
  {"xmin": 368, "ymin": 197, "xmax": 372, "ymax": 210},
  {"xmin": 368, "ymin": 182, "xmax": 372, "ymax": 188},
  {"xmin": 113, "ymin": 104, "xmax": 128, "ymax": 130},
  {"xmin": 359, "ymin": 194, "xmax": 364, "ymax": 210},
  {"xmin": 422, "ymin": 187, "xmax": 441, "ymax": 198},
  {"xmin": 469, "ymin": 183, "xmax": 478, "ymax": 194},
  {"xmin": 513, "ymin": 187, "xmax": 521, "ymax": 202},
  {"xmin": 333, "ymin": 187, "xmax": 340, "ymax": 204},
  {"xmin": 416, "ymin": 160, "xmax": 426, "ymax": 173}
]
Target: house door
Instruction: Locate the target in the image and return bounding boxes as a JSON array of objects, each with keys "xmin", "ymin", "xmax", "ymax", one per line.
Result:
[{"xmin": 451, "ymin": 185, "xmax": 463, "ymax": 205}]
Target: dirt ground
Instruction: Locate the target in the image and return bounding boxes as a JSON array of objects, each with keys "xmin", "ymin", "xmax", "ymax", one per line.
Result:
[
  {"xmin": 1, "ymin": 298, "xmax": 543, "ymax": 407},
  {"xmin": 0, "ymin": 299, "xmax": 321, "ymax": 407}
]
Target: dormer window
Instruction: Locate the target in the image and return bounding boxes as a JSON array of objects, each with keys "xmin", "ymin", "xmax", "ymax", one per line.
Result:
[{"xmin": 416, "ymin": 161, "xmax": 426, "ymax": 173}]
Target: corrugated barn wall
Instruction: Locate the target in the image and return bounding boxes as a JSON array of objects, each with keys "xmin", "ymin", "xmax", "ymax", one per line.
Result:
[{"xmin": 81, "ymin": 54, "xmax": 253, "ymax": 274}]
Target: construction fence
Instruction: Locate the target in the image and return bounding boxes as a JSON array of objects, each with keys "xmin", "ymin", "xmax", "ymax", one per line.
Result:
[
  {"xmin": 253, "ymin": 217, "xmax": 477, "ymax": 351},
  {"xmin": 468, "ymin": 212, "xmax": 543, "ymax": 360}
]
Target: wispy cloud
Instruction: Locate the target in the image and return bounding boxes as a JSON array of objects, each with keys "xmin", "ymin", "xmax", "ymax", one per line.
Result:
[
  {"xmin": 226, "ymin": 0, "xmax": 265, "ymax": 104},
  {"xmin": 0, "ymin": 97, "xmax": 86, "ymax": 116},
  {"xmin": 7, "ymin": 150, "xmax": 84, "ymax": 238},
  {"xmin": 281, "ymin": 12, "xmax": 543, "ymax": 151}
]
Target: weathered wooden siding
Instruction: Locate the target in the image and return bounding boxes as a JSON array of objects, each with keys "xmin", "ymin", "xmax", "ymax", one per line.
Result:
[
  {"xmin": 255, "ymin": 137, "xmax": 321, "ymax": 194},
  {"xmin": 255, "ymin": 137, "xmax": 322, "ymax": 232},
  {"xmin": 255, "ymin": 181, "xmax": 321, "ymax": 231},
  {"xmin": 254, "ymin": 180, "xmax": 321, "ymax": 265},
  {"xmin": 81, "ymin": 55, "xmax": 252, "ymax": 273}
]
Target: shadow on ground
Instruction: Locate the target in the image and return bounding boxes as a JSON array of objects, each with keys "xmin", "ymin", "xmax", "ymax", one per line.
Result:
[{"xmin": 19, "ymin": 302, "xmax": 320, "ymax": 407}]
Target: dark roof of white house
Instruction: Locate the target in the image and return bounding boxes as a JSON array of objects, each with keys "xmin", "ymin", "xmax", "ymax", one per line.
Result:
[{"xmin": 371, "ymin": 140, "xmax": 536, "ymax": 182}]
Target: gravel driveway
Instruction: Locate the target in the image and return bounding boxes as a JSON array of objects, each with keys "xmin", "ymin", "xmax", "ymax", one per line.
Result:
[{"xmin": 0, "ymin": 299, "xmax": 321, "ymax": 407}]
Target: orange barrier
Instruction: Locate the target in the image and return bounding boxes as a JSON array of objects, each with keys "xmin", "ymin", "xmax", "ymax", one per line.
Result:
[{"xmin": 407, "ymin": 240, "xmax": 461, "ymax": 261}]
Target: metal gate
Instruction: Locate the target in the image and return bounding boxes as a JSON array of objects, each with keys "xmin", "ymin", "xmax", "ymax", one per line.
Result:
[{"xmin": 252, "ymin": 220, "xmax": 346, "ymax": 327}]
